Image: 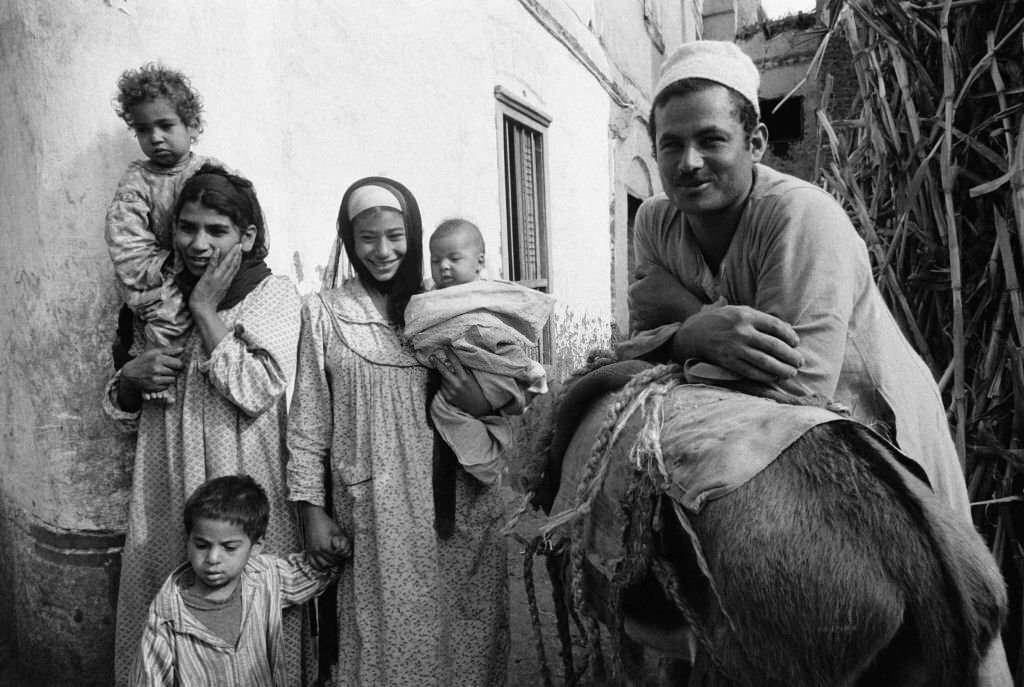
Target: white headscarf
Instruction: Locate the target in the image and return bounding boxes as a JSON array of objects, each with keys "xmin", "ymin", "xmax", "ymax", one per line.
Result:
[{"xmin": 322, "ymin": 183, "xmax": 408, "ymax": 291}]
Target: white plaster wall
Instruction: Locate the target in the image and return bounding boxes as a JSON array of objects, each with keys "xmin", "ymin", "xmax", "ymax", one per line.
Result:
[
  {"xmin": 595, "ymin": 0, "xmax": 658, "ymax": 89},
  {"xmin": 0, "ymin": 0, "xmax": 614, "ymax": 528}
]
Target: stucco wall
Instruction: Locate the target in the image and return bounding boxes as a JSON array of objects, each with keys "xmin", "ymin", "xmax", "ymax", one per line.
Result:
[{"xmin": 0, "ymin": 0, "xmax": 622, "ymax": 682}]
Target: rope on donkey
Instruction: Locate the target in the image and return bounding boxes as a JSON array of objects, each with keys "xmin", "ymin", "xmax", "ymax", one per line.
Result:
[
  {"xmin": 556, "ymin": 363, "xmax": 686, "ymax": 597},
  {"xmin": 526, "ymin": 362, "xmax": 686, "ymax": 682},
  {"xmin": 523, "ymin": 535, "xmax": 557, "ymax": 687},
  {"xmin": 501, "ymin": 348, "xmax": 622, "ymax": 539},
  {"xmin": 605, "ymin": 471, "xmax": 659, "ymax": 681},
  {"xmin": 543, "ymin": 543, "xmax": 577, "ymax": 685},
  {"xmin": 511, "ymin": 354, "xmax": 696, "ymax": 684},
  {"xmin": 542, "ymin": 362, "xmax": 686, "ymax": 537}
]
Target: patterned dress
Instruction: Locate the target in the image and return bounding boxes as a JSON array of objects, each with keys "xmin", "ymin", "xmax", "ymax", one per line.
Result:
[
  {"xmin": 287, "ymin": 278, "xmax": 509, "ymax": 687},
  {"xmin": 104, "ymin": 275, "xmax": 311, "ymax": 687}
]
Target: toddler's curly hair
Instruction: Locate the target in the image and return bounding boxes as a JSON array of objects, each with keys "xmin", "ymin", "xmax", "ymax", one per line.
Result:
[{"xmin": 114, "ymin": 62, "xmax": 204, "ymax": 135}]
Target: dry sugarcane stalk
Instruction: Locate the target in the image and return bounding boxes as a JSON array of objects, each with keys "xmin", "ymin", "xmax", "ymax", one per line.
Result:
[
  {"xmin": 937, "ymin": 0, "xmax": 968, "ymax": 465},
  {"xmin": 813, "ymin": 74, "xmax": 834, "ymax": 181},
  {"xmin": 818, "ymin": 0, "xmax": 1024, "ymax": 535}
]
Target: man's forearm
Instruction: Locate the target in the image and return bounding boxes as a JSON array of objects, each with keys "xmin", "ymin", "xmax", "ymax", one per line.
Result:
[
  {"xmin": 629, "ymin": 269, "xmax": 706, "ymax": 332},
  {"xmin": 664, "ymin": 287, "xmax": 704, "ymax": 325}
]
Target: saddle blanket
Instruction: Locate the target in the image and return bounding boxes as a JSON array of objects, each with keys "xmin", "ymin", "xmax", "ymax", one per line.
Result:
[{"xmin": 651, "ymin": 383, "xmax": 845, "ymax": 512}]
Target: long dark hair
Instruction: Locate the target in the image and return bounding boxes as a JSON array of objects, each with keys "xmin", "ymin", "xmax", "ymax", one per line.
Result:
[{"xmin": 336, "ymin": 176, "xmax": 424, "ymax": 326}]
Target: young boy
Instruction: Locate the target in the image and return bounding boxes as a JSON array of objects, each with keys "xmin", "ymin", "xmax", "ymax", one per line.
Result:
[
  {"xmin": 404, "ymin": 219, "xmax": 555, "ymax": 486},
  {"xmin": 130, "ymin": 474, "xmax": 348, "ymax": 686},
  {"xmin": 106, "ymin": 63, "xmax": 224, "ymax": 401}
]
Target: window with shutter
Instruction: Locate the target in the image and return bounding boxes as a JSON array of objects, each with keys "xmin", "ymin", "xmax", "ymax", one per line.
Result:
[{"xmin": 495, "ymin": 87, "xmax": 552, "ymax": 362}]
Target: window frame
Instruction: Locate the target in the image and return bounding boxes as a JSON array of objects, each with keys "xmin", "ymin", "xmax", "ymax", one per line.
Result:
[{"xmin": 494, "ymin": 86, "xmax": 554, "ymax": 361}]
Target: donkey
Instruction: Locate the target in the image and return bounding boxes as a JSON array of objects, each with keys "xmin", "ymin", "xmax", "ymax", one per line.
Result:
[{"xmin": 528, "ymin": 360, "xmax": 1007, "ymax": 687}]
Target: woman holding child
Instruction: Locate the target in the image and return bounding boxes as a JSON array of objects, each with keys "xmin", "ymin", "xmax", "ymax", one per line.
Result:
[
  {"xmin": 286, "ymin": 177, "xmax": 510, "ymax": 686},
  {"xmin": 104, "ymin": 165, "xmax": 311, "ymax": 686}
]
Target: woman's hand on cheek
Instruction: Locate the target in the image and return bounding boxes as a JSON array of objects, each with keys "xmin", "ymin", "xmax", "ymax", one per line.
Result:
[
  {"xmin": 434, "ymin": 347, "xmax": 491, "ymax": 417},
  {"xmin": 189, "ymin": 244, "xmax": 243, "ymax": 313}
]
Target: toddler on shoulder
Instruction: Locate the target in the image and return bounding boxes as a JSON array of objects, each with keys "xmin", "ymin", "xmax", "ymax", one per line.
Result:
[{"xmin": 106, "ymin": 62, "xmax": 226, "ymax": 402}]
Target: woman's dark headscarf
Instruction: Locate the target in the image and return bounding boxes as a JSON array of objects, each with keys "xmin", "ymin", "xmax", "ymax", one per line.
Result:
[
  {"xmin": 336, "ymin": 176, "xmax": 424, "ymax": 326},
  {"xmin": 173, "ymin": 163, "xmax": 272, "ymax": 311}
]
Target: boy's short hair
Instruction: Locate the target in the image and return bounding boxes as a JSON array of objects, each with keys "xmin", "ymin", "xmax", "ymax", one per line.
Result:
[
  {"xmin": 183, "ymin": 474, "xmax": 269, "ymax": 542},
  {"xmin": 114, "ymin": 62, "xmax": 204, "ymax": 134},
  {"xmin": 432, "ymin": 218, "xmax": 485, "ymax": 254}
]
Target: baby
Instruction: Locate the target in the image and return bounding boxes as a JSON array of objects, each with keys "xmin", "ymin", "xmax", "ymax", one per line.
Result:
[
  {"xmin": 404, "ymin": 219, "xmax": 555, "ymax": 486},
  {"xmin": 130, "ymin": 474, "xmax": 347, "ymax": 685}
]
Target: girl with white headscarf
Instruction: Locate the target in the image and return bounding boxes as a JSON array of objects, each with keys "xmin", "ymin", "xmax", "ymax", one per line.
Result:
[{"xmin": 286, "ymin": 177, "xmax": 510, "ymax": 686}]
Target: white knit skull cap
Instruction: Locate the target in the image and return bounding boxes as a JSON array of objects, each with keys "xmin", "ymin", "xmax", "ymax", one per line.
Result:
[{"xmin": 655, "ymin": 40, "xmax": 761, "ymax": 116}]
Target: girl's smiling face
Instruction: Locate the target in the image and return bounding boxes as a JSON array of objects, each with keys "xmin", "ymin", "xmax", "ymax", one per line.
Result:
[
  {"xmin": 352, "ymin": 208, "xmax": 407, "ymax": 283},
  {"xmin": 175, "ymin": 200, "xmax": 256, "ymax": 276}
]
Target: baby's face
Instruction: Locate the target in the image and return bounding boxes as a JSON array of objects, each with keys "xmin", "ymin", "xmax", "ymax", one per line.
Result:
[{"xmin": 430, "ymin": 231, "xmax": 484, "ymax": 288}]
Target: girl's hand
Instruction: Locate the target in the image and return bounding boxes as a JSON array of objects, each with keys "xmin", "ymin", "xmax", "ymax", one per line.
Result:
[
  {"xmin": 117, "ymin": 346, "xmax": 185, "ymax": 411},
  {"xmin": 300, "ymin": 503, "xmax": 350, "ymax": 570},
  {"xmin": 433, "ymin": 346, "xmax": 491, "ymax": 417},
  {"xmin": 189, "ymin": 244, "xmax": 243, "ymax": 314}
]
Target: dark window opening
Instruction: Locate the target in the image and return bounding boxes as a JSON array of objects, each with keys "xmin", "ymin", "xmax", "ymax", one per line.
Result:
[
  {"xmin": 759, "ymin": 95, "xmax": 804, "ymax": 142},
  {"xmin": 627, "ymin": 193, "xmax": 642, "ymax": 282}
]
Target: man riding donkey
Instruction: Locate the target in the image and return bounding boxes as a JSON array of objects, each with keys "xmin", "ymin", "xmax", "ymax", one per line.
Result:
[{"xmin": 612, "ymin": 39, "xmax": 1011, "ymax": 685}]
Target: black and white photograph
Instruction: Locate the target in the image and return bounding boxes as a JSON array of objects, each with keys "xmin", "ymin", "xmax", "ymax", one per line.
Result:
[{"xmin": 1, "ymin": 0, "xmax": 1022, "ymax": 685}]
